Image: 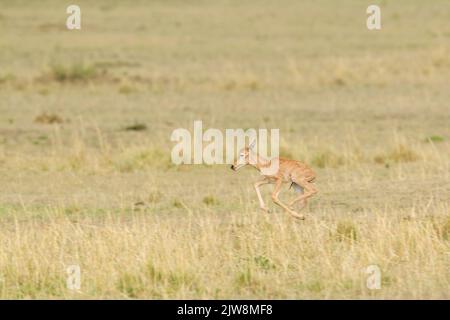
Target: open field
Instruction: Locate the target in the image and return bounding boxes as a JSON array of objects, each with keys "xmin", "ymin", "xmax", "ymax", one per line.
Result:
[{"xmin": 0, "ymin": 0, "xmax": 449, "ymax": 299}]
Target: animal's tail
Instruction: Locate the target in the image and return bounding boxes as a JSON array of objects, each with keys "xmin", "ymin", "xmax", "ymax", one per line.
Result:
[
  {"xmin": 290, "ymin": 175, "xmax": 315, "ymax": 192},
  {"xmin": 289, "ymin": 176, "xmax": 315, "ymax": 189},
  {"xmin": 290, "ymin": 182, "xmax": 304, "ymax": 193}
]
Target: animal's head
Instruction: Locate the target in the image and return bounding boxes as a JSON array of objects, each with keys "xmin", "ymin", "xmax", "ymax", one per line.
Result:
[{"xmin": 230, "ymin": 141, "xmax": 256, "ymax": 171}]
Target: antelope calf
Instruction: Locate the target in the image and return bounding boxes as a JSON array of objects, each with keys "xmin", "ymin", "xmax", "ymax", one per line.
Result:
[{"xmin": 230, "ymin": 142, "xmax": 317, "ymax": 219}]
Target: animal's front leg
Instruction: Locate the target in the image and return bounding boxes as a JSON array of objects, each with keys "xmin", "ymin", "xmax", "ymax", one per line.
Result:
[{"xmin": 254, "ymin": 179, "xmax": 271, "ymax": 213}]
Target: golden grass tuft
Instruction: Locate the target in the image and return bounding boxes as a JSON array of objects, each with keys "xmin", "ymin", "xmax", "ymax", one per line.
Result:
[
  {"xmin": 311, "ymin": 150, "xmax": 345, "ymax": 169},
  {"xmin": 374, "ymin": 144, "xmax": 419, "ymax": 164},
  {"xmin": 34, "ymin": 112, "xmax": 64, "ymax": 125}
]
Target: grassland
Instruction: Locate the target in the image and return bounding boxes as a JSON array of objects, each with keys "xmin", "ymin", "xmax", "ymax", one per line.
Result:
[{"xmin": 0, "ymin": 0, "xmax": 449, "ymax": 299}]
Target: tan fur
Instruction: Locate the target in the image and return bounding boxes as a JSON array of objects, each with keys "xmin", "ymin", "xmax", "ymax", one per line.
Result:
[{"xmin": 231, "ymin": 147, "xmax": 317, "ymax": 219}]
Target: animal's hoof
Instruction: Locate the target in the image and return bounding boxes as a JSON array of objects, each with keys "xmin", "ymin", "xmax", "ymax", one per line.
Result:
[{"xmin": 260, "ymin": 207, "xmax": 271, "ymax": 213}]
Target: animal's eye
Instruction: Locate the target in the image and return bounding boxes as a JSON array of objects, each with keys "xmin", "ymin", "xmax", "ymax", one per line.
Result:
[{"xmin": 240, "ymin": 153, "xmax": 244, "ymax": 157}]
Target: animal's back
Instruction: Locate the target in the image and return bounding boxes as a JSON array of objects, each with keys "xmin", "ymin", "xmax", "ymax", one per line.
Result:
[{"xmin": 279, "ymin": 157, "xmax": 316, "ymax": 182}]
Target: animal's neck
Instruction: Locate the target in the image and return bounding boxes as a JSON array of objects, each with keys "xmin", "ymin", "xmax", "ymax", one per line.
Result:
[{"xmin": 250, "ymin": 152, "xmax": 271, "ymax": 172}]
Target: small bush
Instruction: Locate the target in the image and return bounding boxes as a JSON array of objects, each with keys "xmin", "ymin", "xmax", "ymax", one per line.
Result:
[
  {"xmin": 0, "ymin": 73, "xmax": 15, "ymax": 84},
  {"xmin": 202, "ymin": 196, "xmax": 219, "ymax": 206},
  {"xmin": 146, "ymin": 263, "xmax": 164, "ymax": 283},
  {"xmin": 334, "ymin": 221, "xmax": 358, "ymax": 241},
  {"xmin": 254, "ymin": 255, "xmax": 276, "ymax": 270},
  {"xmin": 425, "ymin": 135, "xmax": 445, "ymax": 143},
  {"xmin": 434, "ymin": 217, "xmax": 450, "ymax": 241},
  {"xmin": 389, "ymin": 145, "xmax": 419, "ymax": 163},
  {"xmin": 305, "ymin": 280, "xmax": 325, "ymax": 293},
  {"xmin": 117, "ymin": 273, "xmax": 145, "ymax": 298},
  {"xmin": 50, "ymin": 64, "xmax": 97, "ymax": 82},
  {"xmin": 172, "ymin": 199, "xmax": 183, "ymax": 208},
  {"xmin": 34, "ymin": 112, "xmax": 64, "ymax": 124},
  {"xmin": 124, "ymin": 123, "xmax": 147, "ymax": 131},
  {"xmin": 374, "ymin": 155, "xmax": 385, "ymax": 164},
  {"xmin": 442, "ymin": 219, "xmax": 450, "ymax": 241},
  {"xmin": 234, "ymin": 268, "xmax": 254, "ymax": 287},
  {"xmin": 119, "ymin": 85, "xmax": 138, "ymax": 94},
  {"xmin": 31, "ymin": 135, "xmax": 49, "ymax": 145}
]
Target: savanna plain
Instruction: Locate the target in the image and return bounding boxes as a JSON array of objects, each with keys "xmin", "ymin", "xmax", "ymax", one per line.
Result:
[{"xmin": 0, "ymin": 0, "xmax": 449, "ymax": 299}]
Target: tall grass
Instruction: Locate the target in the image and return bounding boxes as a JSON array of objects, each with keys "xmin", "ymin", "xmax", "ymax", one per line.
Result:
[{"xmin": 0, "ymin": 203, "xmax": 448, "ymax": 299}]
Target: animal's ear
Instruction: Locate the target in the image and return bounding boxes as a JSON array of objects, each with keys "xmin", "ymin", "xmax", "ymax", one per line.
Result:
[{"xmin": 248, "ymin": 140, "xmax": 256, "ymax": 150}]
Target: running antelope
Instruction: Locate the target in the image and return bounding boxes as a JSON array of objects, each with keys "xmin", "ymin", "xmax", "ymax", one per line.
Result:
[{"xmin": 230, "ymin": 141, "xmax": 317, "ymax": 219}]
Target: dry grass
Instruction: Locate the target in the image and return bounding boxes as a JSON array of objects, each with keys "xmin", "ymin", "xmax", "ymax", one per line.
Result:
[
  {"xmin": 0, "ymin": 0, "xmax": 449, "ymax": 299},
  {"xmin": 0, "ymin": 204, "xmax": 449, "ymax": 299},
  {"xmin": 0, "ymin": 131, "xmax": 447, "ymax": 299}
]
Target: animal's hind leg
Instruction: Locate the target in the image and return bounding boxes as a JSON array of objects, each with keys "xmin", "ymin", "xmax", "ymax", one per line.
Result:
[
  {"xmin": 289, "ymin": 182, "xmax": 305, "ymax": 210},
  {"xmin": 288, "ymin": 179, "xmax": 317, "ymax": 211},
  {"xmin": 271, "ymin": 179, "xmax": 305, "ymax": 219}
]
